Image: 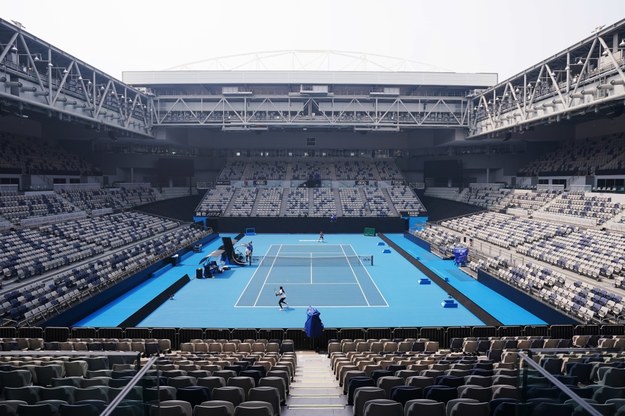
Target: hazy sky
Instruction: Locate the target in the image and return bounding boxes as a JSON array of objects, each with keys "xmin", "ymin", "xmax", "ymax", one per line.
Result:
[{"xmin": 3, "ymin": 0, "xmax": 625, "ymax": 82}]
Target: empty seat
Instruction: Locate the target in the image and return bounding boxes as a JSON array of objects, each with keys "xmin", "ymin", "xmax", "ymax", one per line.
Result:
[
  {"xmin": 212, "ymin": 386, "xmax": 246, "ymax": 408},
  {"xmin": 233, "ymin": 401, "xmax": 273, "ymax": 416},
  {"xmin": 193, "ymin": 400, "xmax": 235, "ymax": 416},
  {"xmin": 248, "ymin": 387, "xmax": 280, "ymax": 416},
  {"xmin": 362, "ymin": 398, "xmax": 403, "ymax": 416},
  {"xmin": 353, "ymin": 386, "xmax": 386, "ymax": 416},
  {"xmin": 404, "ymin": 399, "xmax": 445, "ymax": 416}
]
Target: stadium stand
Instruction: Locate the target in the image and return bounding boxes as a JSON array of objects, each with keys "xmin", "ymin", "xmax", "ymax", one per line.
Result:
[
  {"xmin": 0, "ymin": 133, "xmax": 99, "ymax": 176},
  {"xmin": 254, "ymin": 188, "xmax": 284, "ymax": 216},
  {"xmin": 284, "ymin": 188, "xmax": 309, "ymax": 217},
  {"xmin": 518, "ymin": 135, "xmax": 625, "ymax": 176},
  {"xmin": 339, "ymin": 188, "xmax": 368, "ymax": 217},
  {"xmin": 0, "ymin": 221, "xmax": 211, "ymax": 325},
  {"xmin": 193, "ymin": 158, "xmax": 425, "ymax": 219},
  {"xmin": 311, "ymin": 187, "xmax": 338, "ymax": 217}
]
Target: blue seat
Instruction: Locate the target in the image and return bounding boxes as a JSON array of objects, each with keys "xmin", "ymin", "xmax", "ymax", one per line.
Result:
[
  {"xmin": 532, "ymin": 402, "xmax": 573, "ymax": 416},
  {"xmin": 176, "ymin": 385, "xmax": 211, "ymax": 407},
  {"xmin": 435, "ymin": 375, "xmax": 464, "ymax": 388},
  {"xmin": 58, "ymin": 403, "xmax": 101, "ymax": 416},
  {"xmin": 423, "ymin": 385, "xmax": 458, "ymax": 403},
  {"xmin": 493, "ymin": 402, "xmax": 533, "ymax": 416},
  {"xmin": 370, "ymin": 370, "xmax": 393, "ymax": 383},
  {"xmin": 488, "ymin": 398, "xmax": 518, "ymax": 416},
  {"xmin": 390, "ymin": 385, "xmax": 422, "ymax": 405},
  {"xmin": 566, "ymin": 363, "xmax": 593, "ymax": 385},
  {"xmin": 527, "ymin": 386, "xmax": 561, "ymax": 400}
]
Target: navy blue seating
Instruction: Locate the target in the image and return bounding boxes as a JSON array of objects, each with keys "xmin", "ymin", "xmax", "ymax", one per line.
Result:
[
  {"xmin": 176, "ymin": 385, "xmax": 211, "ymax": 407},
  {"xmin": 423, "ymin": 385, "xmax": 458, "ymax": 403},
  {"xmin": 390, "ymin": 385, "xmax": 422, "ymax": 405}
]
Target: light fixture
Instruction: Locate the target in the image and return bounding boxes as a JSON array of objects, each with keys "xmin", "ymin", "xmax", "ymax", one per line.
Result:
[
  {"xmin": 565, "ymin": 65, "xmax": 570, "ymax": 71},
  {"xmin": 47, "ymin": 62, "xmax": 53, "ymax": 67},
  {"xmin": 620, "ymin": 39, "xmax": 625, "ymax": 47},
  {"xmin": 576, "ymin": 57, "xmax": 584, "ymax": 65},
  {"xmin": 34, "ymin": 55, "xmax": 40, "ymax": 62},
  {"xmin": 602, "ymin": 49, "xmax": 609, "ymax": 57},
  {"xmin": 10, "ymin": 44, "xmax": 17, "ymax": 52},
  {"xmin": 62, "ymin": 68, "xmax": 68, "ymax": 74}
]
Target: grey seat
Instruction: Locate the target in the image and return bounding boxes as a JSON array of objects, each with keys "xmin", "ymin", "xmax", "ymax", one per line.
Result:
[
  {"xmin": 167, "ymin": 376, "xmax": 197, "ymax": 389},
  {"xmin": 0, "ymin": 400, "xmax": 28, "ymax": 416},
  {"xmin": 74, "ymin": 386, "xmax": 110, "ymax": 403},
  {"xmin": 248, "ymin": 386, "xmax": 281, "ymax": 416},
  {"xmin": 227, "ymin": 377, "xmax": 256, "ymax": 400},
  {"xmin": 39, "ymin": 386, "xmax": 76, "ymax": 403},
  {"xmin": 362, "ymin": 398, "xmax": 403, "ymax": 416},
  {"xmin": 1, "ymin": 370, "xmax": 33, "ymax": 388},
  {"xmin": 198, "ymin": 376, "xmax": 227, "ymax": 392},
  {"xmin": 34, "ymin": 365, "xmax": 64, "ymax": 387},
  {"xmin": 376, "ymin": 376, "xmax": 405, "ymax": 399},
  {"xmin": 258, "ymin": 377, "xmax": 287, "ymax": 405},
  {"xmin": 212, "ymin": 386, "xmax": 246, "ymax": 408},
  {"xmin": 404, "ymin": 399, "xmax": 445, "ymax": 416},
  {"xmin": 4, "ymin": 386, "xmax": 42, "ymax": 404},
  {"xmin": 194, "ymin": 400, "xmax": 235, "ymax": 416},
  {"xmin": 64, "ymin": 361, "xmax": 88, "ymax": 378},
  {"xmin": 353, "ymin": 386, "xmax": 386, "ymax": 416},
  {"xmin": 448, "ymin": 401, "xmax": 489, "ymax": 416},
  {"xmin": 233, "ymin": 401, "xmax": 273, "ymax": 416},
  {"xmin": 156, "ymin": 400, "xmax": 193, "ymax": 416}
]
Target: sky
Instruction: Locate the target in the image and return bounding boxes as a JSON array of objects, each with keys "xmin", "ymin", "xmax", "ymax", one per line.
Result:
[{"xmin": 3, "ymin": 0, "xmax": 625, "ymax": 83}]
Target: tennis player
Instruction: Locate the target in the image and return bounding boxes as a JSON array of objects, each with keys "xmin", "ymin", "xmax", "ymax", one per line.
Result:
[
  {"xmin": 276, "ymin": 286, "xmax": 288, "ymax": 310},
  {"xmin": 318, "ymin": 231, "xmax": 325, "ymax": 243}
]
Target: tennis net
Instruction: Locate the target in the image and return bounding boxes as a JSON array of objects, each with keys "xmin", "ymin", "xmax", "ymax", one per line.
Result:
[{"xmin": 251, "ymin": 254, "xmax": 374, "ymax": 267}]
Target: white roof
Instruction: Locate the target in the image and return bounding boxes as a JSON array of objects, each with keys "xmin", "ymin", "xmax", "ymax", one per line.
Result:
[{"xmin": 123, "ymin": 70, "xmax": 497, "ymax": 87}]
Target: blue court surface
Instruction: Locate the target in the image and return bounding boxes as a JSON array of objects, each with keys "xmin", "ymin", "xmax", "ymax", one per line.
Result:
[{"xmin": 75, "ymin": 233, "xmax": 545, "ymax": 328}]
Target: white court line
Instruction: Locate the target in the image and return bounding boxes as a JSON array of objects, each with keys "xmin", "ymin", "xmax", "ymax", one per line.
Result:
[
  {"xmin": 235, "ymin": 256, "xmax": 269, "ymax": 307},
  {"xmin": 253, "ymin": 244, "xmax": 283, "ymax": 307},
  {"xmin": 340, "ymin": 244, "xmax": 370, "ymax": 306},
  {"xmin": 310, "ymin": 252, "xmax": 313, "ymax": 284},
  {"xmin": 257, "ymin": 282, "xmax": 360, "ymax": 285},
  {"xmin": 235, "ymin": 304, "xmax": 389, "ymax": 308},
  {"xmin": 294, "ymin": 244, "xmax": 342, "ymax": 247},
  {"xmin": 348, "ymin": 244, "xmax": 390, "ymax": 307}
]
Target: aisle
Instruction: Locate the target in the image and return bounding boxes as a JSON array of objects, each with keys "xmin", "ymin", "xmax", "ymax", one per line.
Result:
[{"xmin": 283, "ymin": 350, "xmax": 350, "ymax": 416}]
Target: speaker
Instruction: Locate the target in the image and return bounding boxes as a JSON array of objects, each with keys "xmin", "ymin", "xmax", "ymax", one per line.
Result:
[{"xmin": 196, "ymin": 268, "xmax": 203, "ymax": 279}]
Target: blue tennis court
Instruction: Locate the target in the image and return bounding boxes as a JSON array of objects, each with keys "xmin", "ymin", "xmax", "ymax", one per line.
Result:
[
  {"xmin": 75, "ymin": 233, "xmax": 545, "ymax": 328},
  {"xmin": 236, "ymin": 244, "xmax": 386, "ymax": 308}
]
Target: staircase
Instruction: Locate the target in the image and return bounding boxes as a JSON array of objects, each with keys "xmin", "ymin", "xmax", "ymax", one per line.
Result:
[{"xmin": 283, "ymin": 351, "xmax": 350, "ymax": 415}]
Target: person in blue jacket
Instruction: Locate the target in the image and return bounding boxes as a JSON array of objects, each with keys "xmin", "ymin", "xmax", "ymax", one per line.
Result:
[{"xmin": 305, "ymin": 306, "xmax": 324, "ymax": 352}]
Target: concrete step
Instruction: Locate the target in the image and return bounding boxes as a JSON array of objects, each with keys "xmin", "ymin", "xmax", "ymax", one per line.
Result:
[{"xmin": 283, "ymin": 351, "xmax": 352, "ymax": 416}]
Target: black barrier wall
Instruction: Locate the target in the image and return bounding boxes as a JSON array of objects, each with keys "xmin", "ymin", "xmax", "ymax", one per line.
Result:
[{"xmin": 119, "ymin": 274, "xmax": 191, "ymax": 327}]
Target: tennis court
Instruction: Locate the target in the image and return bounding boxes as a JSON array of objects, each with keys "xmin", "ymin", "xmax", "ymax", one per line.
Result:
[
  {"xmin": 235, "ymin": 244, "xmax": 387, "ymax": 308},
  {"xmin": 74, "ymin": 233, "xmax": 544, "ymax": 328}
]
